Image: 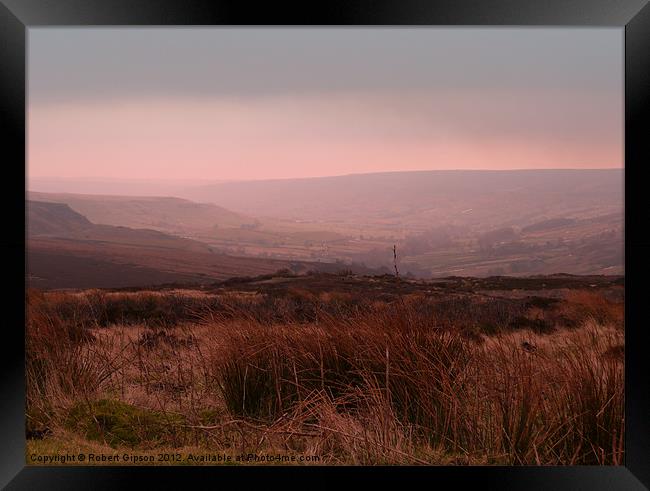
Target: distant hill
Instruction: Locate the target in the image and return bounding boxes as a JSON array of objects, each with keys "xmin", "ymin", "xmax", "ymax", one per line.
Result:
[
  {"xmin": 26, "ymin": 169, "xmax": 623, "ymax": 281},
  {"xmin": 26, "ymin": 200, "xmax": 255, "ymax": 288},
  {"xmin": 26, "ymin": 200, "xmax": 381, "ymax": 289},
  {"xmin": 27, "ymin": 201, "xmax": 93, "ymax": 236},
  {"xmin": 179, "ymin": 169, "xmax": 623, "ymax": 230},
  {"xmin": 27, "ymin": 200, "xmax": 214, "ymax": 253},
  {"xmin": 28, "ymin": 192, "xmax": 255, "ymax": 235}
]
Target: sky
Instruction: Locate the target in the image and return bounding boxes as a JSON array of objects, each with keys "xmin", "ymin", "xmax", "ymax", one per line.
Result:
[{"xmin": 28, "ymin": 28, "xmax": 623, "ymax": 183}]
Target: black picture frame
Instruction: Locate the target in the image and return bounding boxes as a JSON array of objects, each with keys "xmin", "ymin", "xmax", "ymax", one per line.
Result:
[{"xmin": 1, "ymin": 0, "xmax": 648, "ymax": 489}]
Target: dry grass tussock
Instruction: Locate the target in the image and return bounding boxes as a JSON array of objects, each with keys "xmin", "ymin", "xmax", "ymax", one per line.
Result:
[{"xmin": 26, "ymin": 286, "xmax": 624, "ymax": 465}]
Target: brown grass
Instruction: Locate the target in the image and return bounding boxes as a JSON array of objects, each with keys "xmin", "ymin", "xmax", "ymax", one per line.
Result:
[{"xmin": 25, "ymin": 283, "xmax": 624, "ymax": 465}]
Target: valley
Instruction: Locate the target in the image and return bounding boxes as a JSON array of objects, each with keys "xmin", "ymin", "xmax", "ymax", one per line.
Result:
[{"xmin": 28, "ymin": 169, "xmax": 624, "ymax": 289}]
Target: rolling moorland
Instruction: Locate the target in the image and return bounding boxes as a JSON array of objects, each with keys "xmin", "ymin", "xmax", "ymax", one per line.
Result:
[
  {"xmin": 28, "ymin": 169, "xmax": 623, "ymax": 289},
  {"xmin": 26, "ymin": 169, "xmax": 624, "ymax": 465},
  {"xmin": 178, "ymin": 169, "xmax": 623, "ymax": 277},
  {"xmin": 26, "ymin": 200, "xmax": 381, "ymax": 289},
  {"xmin": 26, "ymin": 273, "xmax": 624, "ymax": 465}
]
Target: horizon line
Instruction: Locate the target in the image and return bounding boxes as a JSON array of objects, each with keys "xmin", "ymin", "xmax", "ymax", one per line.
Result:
[{"xmin": 28, "ymin": 166, "xmax": 624, "ymax": 185}]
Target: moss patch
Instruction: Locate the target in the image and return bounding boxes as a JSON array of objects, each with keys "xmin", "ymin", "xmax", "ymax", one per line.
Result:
[{"xmin": 65, "ymin": 399, "xmax": 186, "ymax": 448}]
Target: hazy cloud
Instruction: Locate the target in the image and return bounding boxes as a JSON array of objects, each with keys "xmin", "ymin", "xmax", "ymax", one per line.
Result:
[
  {"xmin": 29, "ymin": 28, "xmax": 622, "ymax": 104},
  {"xmin": 28, "ymin": 28, "xmax": 622, "ymax": 181}
]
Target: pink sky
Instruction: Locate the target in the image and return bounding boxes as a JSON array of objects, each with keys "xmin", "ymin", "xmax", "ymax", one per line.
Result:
[
  {"xmin": 27, "ymin": 28, "xmax": 623, "ymax": 182},
  {"xmin": 28, "ymin": 88, "xmax": 621, "ymax": 182}
]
